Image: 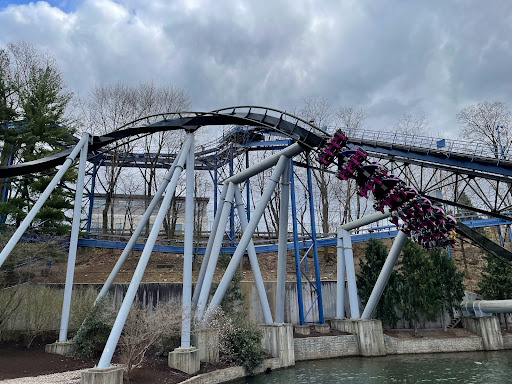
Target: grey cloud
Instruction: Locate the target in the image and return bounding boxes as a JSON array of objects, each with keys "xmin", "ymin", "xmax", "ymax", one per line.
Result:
[{"xmin": 1, "ymin": 0, "xmax": 512, "ymax": 138}]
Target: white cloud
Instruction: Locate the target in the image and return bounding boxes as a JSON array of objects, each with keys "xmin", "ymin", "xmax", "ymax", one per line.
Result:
[{"xmin": 1, "ymin": 0, "xmax": 512, "ymax": 137}]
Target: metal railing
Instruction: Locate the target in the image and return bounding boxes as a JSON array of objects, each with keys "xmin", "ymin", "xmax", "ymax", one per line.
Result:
[{"xmin": 343, "ymin": 127, "xmax": 511, "ymax": 164}]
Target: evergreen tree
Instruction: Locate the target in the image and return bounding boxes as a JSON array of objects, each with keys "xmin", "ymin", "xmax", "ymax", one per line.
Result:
[
  {"xmin": 478, "ymin": 254, "xmax": 512, "ymax": 300},
  {"xmin": 357, "ymin": 238, "xmax": 402, "ymax": 327},
  {"xmin": 429, "ymin": 247, "xmax": 465, "ymax": 321},
  {"xmin": 398, "ymin": 240, "xmax": 444, "ymax": 335},
  {"xmin": 0, "ymin": 42, "xmax": 74, "ymax": 234}
]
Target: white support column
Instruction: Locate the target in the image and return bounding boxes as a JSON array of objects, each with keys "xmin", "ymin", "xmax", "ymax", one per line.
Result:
[
  {"xmin": 204, "ymin": 155, "xmax": 290, "ymax": 321},
  {"xmin": 361, "ymin": 231, "xmax": 407, "ymax": 319},
  {"xmin": 336, "ymin": 227, "xmax": 346, "ymax": 319},
  {"xmin": 192, "ymin": 183, "xmax": 229, "ymax": 309},
  {"xmin": 58, "ymin": 133, "xmax": 89, "ymax": 342},
  {"xmin": 341, "ymin": 228, "xmax": 360, "ymax": 318},
  {"xmin": 0, "ymin": 134, "xmax": 89, "ymax": 268},
  {"xmin": 195, "ymin": 182, "xmax": 236, "ymax": 320},
  {"xmin": 275, "ymin": 161, "xmax": 290, "ymax": 324},
  {"xmin": 233, "ymin": 187, "xmax": 273, "ymax": 324},
  {"xmin": 97, "ymin": 135, "xmax": 192, "ymax": 369},
  {"xmin": 94, "ymin": 143, "xmax": 189, "ymax": 304},
  {"xmin": 181, "ymin": 132, "xmax": 195, "ymax": 348}
]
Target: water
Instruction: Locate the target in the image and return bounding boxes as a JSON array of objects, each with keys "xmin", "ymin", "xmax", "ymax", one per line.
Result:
[{"xmin": 236, "ymin": 351, "xmax": 512, "ymax": 383}]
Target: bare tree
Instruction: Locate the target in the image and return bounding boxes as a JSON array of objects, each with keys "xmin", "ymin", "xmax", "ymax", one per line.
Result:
[
  {"xmin": 457, "ymin": 101, "xmax": 511, "ymax": 159},
  {"xmin": 336, "ymin": 106, "xmax": 369, "ymax": 222},
  {"xmin": 395, "ymin": 113, "xmax": 428, "ymax": 137}
]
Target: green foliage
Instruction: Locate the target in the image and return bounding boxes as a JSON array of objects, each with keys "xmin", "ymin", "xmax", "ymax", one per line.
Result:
[
  {"xmin": 478, "ymin": 253, "xmax": 512, "ymax": 300},
  {"xmin": 73, "ymin": 297, "xmax": 114, "ymax": 359},
  {"xmin": 430, "ymin": 247, "xmax": 465, "ymax": 317},
  {"xmin": 399, "ymin": 240, "xmax": 443, "ymax": 331},
  {"xmin": 357, "ymin": 238, "xmax": 402, "ymax": 327},
  {"xmin": 0, "ymin": 42, "xmax": 74, "ymax": 234},
  {"xmin": 225, "ymin": 320, "xmax": 265, "ymax": 375}
]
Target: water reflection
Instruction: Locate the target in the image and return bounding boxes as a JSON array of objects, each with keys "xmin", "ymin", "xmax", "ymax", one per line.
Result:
[{"xmin": 237, "ymin": 351, "xmax": 512, "ymax": 384}]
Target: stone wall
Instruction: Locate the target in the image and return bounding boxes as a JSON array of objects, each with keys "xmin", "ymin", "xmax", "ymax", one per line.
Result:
[
  {"xmin": 384, "ymin": 335, "xmax": 483, "ymax": 354},
  {"xmin": 294, "ymin": 335, "xmax": 359, "ymax": 361}
]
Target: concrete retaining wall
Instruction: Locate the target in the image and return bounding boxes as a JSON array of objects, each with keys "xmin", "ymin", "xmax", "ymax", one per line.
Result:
[
  {"xmin": 503, "ymin": 334, "xmax": 512, "ymax": 349},
  {"xmin": 294, "ymin": 335, "xmax": 359, "ymax": 361},
  {"xmin": 179, "ymin": 358, "xmax": 281, "ymax": 384},
  {"xmin": 384, "ymin": 335, "xmax": 483, "ymax": 354}
]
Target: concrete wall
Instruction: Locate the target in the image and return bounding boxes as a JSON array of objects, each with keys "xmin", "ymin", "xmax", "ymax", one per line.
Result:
[
  {"xmin": 384, "ymin": 335, "xmax": 483, "ymax": 354},
  {"xmin": 294, "ymin": 335, "xmax": 359, "ymax": 361},
  {"xmin": 503, "ymin": 334, "xmax": 512, "ymax": 349}
]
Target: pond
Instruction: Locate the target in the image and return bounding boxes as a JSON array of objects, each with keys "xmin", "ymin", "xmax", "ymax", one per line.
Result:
[{"xmin": 236, "ymin": 351, "xmax": 512, "ymax": 383}]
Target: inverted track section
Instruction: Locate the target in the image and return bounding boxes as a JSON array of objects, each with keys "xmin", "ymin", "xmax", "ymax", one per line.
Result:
[{"xmin": 456, "ymin": 222, "xmax": 512, "ymax": 264}]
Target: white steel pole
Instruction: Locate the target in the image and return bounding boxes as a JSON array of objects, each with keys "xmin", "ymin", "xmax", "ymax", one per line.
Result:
[
  {"xmin": 361, "ymin": 231, "xmax": 407, "ymax": 319},
  {"xmin": 96, "ymin": 134, "xmax": 191, "ymax": 369},
  {"xmin": 0, "ymin": 135, "xmax": 89, "ymax": 268},
  {"xmin": 204, "ymin": 155, "xmax": 292, "ymax": 321},
  {"xmin": 58, "ymin": 133, "xmax": 89, "ymax": 342},
  {"xmin": 195, "ymin": 182, "xmax": 236, "ymax": 320},
  {"xmin": 341, "ymin": 228, "xmax": 360, "ymax": 318},
  {"xmin": 192, "ymin": 183, "xmax": 229, "ymax": 309},
  {"xmin": 181, "ymin": 132, "xmax": 195, "ymax": 348},
  {"xmin": 275, "ymin": 161, "xmax": 290, "ymax": 324},
  {"xmin": 233, "ymin": 187, "xmax": 273, "ymax": 324},
  {"xmin": 94, "ymin": 142, "xmax": 190, "ymax": 303},
  {"xmin": 336, "ymin": 227, "xmax": 346, "ymax": 319}
]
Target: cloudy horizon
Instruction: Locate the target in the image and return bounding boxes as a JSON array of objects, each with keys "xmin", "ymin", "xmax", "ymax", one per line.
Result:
[{"xmin": 1, "ymin": 0, "xmax": 511, "ymax": 139}]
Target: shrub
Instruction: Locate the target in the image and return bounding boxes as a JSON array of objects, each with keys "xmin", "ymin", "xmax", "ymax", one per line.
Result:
[
  {"xmin": 73, "ymin": 296, "xmax": 115, "ymax": 359},
  {"xmin": 206, "ymin": 309, "xmax": 264, "ymax": 374},
  {"xmin": 120, "ymin": 303, "xmax": 182, "ymax": 380}
]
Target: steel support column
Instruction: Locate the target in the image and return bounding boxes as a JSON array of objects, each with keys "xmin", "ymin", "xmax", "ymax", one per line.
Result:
[
  {"xmin": 85, "ymin": 157, "xmax": 99, "ymax": 234},
  {"xmin": 0, "ymin": 134, "xmax": 89, "ymax": 268},
  {"xmin": 192, "ymin": 183, "xmax": 229, "ymax": 309},
  {"xmin": 290, "ymin": 159, "xmax": 305, "ymax": 325},
  {"xmin": 276, "ymin": 161, "xmax": 290, "ymax": 324},
  {"xmin": 361, "ymin": 231, "xmax": 407, "ymax": 319},
  {"xmin": 306, "ymin": 154, "xmax": 324, "ymax": 324},
  {"xmin": 59, "ymin": 133, "xmax": 89, "ymax": 342},
  {"xmin": 233, "ymin": 187, "xmax": 273, "ymax": 324},
  {"xmin": 340, "ymin": 229, "xmax": 360, "ymax": 318},
  {"xmin": 181, "ymin": 132, "xmax": 195, "ymax": 348},
  {"xmin": 204, "ymin": 155, "xmax": 291, "ymax": 321},
  {"xmin": 94, "ymin": 139, "xmax": 192, "ymax": 304},
  {"xmin": 195, "ymin": 182, "xmax": 236, "ymax": 320},
  {"xmin": 336, "ymin": 227, "xmax": 346, "ymax": 319},
  {"xmin": 97, "ymin": 137, "xmax": 190, "ymax": 369}
]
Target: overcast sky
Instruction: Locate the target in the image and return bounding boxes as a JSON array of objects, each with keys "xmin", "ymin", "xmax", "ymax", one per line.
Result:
[{"xmin": 1, "ymin": 0, "xmax": 511, "ymax": 138}]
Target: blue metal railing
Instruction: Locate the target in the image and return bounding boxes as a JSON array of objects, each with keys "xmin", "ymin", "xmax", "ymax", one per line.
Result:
[{"xmin": 342, "ymin": 128, "xmax": 511, "ymax": 164}]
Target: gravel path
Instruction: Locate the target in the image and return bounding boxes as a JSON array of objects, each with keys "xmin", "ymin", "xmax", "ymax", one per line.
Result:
[{"xmin": 0, "ymin": 368, "xmax": 83, "ymax": 384}]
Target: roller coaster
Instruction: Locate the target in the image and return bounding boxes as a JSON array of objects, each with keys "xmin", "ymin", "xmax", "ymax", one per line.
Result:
[{"xmin": 1, "ymin": 106, "xmax": 511, "ymax": 369}]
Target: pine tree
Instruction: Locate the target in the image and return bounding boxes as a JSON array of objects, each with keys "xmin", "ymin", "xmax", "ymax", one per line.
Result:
[
  {"xmin": 478, "ymin": 254, "xmax": 512, "ymax": 300},
  {"xmin": 0, "ymin": 43, "xmax": 74, "ymax": 234},
  {"xmin": 429, "ymin": 247, "xmax": 465, "ymax": 325},
  {"xmin": 399, "ymin": 240, "xmax": 444, "ymax": 335},
  {"xmin": 357, "ymin": 238, "xmax": 402, "ymax": 327}
]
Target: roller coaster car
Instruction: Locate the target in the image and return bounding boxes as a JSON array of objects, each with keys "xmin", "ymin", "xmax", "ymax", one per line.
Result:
[{"xmin": 373, "ymin": 177, "xmax": 401, "ymax": 200}]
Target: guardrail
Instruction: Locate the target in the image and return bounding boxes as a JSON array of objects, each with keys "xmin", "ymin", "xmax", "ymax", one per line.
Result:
[{"xmin": 343, "ymin": 127, "xmax": 510, "ymax": 164}]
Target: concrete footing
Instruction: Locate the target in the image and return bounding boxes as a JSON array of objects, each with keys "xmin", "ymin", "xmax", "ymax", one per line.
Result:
[
  {"xmin": 80, "ymin": 366, "xmax": 123, "ymax": 384},
  {"xmin": 294, "ymin": 325, "xmax": 311, "ymax": 335},
  {"xmin": 314, "ymin": 323, "xmax": 330, "ymax": 334},
  {"xmin": 331, "ymin": 319, "xmax": 386, "ymax": 356},
  {"xmin": 260, "ymin": 323, "xmax": 295, "ymax": 367},
  {"xmin": 168, "ymin": 347, "xmax": 200, "ymax": 374},
  {"xmin": 45, "ymin": 341, "xmax": 75, "ymax": 356},
  {"xmin": 462, "ymin": 316, "xmax": 504, "ymax": 350},
  {"xmin": 191, "ymin": 328, "xmax": 219, "ymax": 363}
]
